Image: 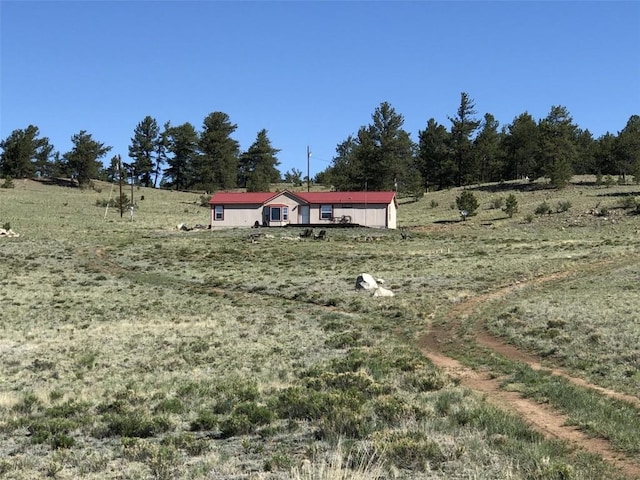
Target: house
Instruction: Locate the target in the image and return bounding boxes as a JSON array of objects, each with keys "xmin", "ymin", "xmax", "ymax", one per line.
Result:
[{"xmin": 209, "ymin": 190, "xmax": 397, "ymax": 229}]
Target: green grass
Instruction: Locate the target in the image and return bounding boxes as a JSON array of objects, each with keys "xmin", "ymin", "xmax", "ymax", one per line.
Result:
[{"xmin": 0, "ymin": 177, "xmax": 637, "ymax": 479}]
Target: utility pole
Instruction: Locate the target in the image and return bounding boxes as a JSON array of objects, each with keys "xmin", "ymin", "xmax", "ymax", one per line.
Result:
[
  {"xmin": 118, "ymin": 155, "xmax": 124, "ymax": 218},
  {"xmin": 307, "ymin": 145, "xmax": 311, "ymax": 192},
  {"xmin": 130, "ymin": 165, "xmax": 135, "ymax": 221}
]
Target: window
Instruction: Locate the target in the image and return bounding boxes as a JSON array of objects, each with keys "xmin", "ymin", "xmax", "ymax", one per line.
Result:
[
  {"xmin": 283, "ymin": 206, "xmax": 288, "ymax": 221},
  {"xmin": 320, "ymin": 204, "xmax": 333, "ymax": 220},
  {"xmin": 270, "ymin": 207, "xmax": 281, "ymax": 221},
  {"xmin": 214, "ymin": 205, "xmax": 224, "ymax": 221}
]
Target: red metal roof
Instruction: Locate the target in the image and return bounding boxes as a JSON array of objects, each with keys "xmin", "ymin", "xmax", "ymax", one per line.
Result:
[
  {"xmin": 294, "ymin": 191, "xmax": 396, "ymax": 205},
  {"xmin": 209, "ymin": 190, "xmax": 396, "ymax": 206},
  {"xmin": 209, "ymin": 192, "xmax": 279, "ymax": 205}
]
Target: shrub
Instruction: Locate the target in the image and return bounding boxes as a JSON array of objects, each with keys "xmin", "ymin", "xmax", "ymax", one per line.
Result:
[
  {"xmin": 0, "ymin": 177, "xmax": 15, "ymax": 189},
  {"xmin": 162, "ymin": 433, "xmax": 209, "ymax": 456},
  {"xmin": 218, "ymin": 413, "xmax": 254, "ymax": 438},
  {"xmin": 373, "ymin": 430, "xmax": 446, "ymax": 471},
  {"xmin": 325, "ymin": 330, "xmax": 364, "ymax": 349},
  {"xmin": 148, "ymin": 445, "xmax": 180, "ymax": 480},
  {"xmin": 103, "ymin": 411, "xmax": 171, "ymax": 438},
  {"xmin": 2, "ymin": 221, "xmax": 11, "ymax": 231},
  {"xmin": 264, "ymin": 453, "xmax": 293, "ymax": 472},
  {"xmin": 13, "ymin": 392, "xmax": 41, "ymax": 414},
  {"xmin": 190, "ymin": 410, "xmax": 217, "ymax": 431},
  {"xmin": 490, "ymin": 197, "xmax": 504, "ymax": 209},
  {"xmin": 272, "ymin": 387, "xmax": 331, "ymax": 420},
  {"xmin": 535, "ymin": 201, "xmax": 552, "ymax": 215},
  {"xmin": 96, "ymin": 198, "xmax": 117, "ymax": 208},
  {"xmin": 595, "ymin": 173, "xmax": 603, "ymax": 185},
  {"xmin": 503, "ymin": 194, "xmax": 518, "ymax": 218},
  {"xmin": 603, "ymin": 175, "xmax": 615, "ymax": 187},
  {"xmin": 27, "ymin": 417, "xmax": 77, "ymax": 446},
  {"xmin": 233, "ymin": 401, "xmax": 274, "ymax": 426},
  {"xmin": 316, "ymin": 407, "xmax": 374, "ymax": 440},
  {"xmin": 373, "ymin": 395, "xmax": 410, "ymax": 423},
  {"xmin": 618, "ymin": 196, "xmax": 638, "ymax": 210},
  {"xmin": 456, "ymin": 191, "xmax": 479, "ymax": 219},
  {"xmin": 556, "ymin": 200, "xmax": 572, "ymax": 213}
]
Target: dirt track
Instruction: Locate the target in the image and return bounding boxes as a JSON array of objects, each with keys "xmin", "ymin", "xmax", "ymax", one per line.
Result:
[{"xmin": 419, "ymin": 263, "xmax": 640, "ymax": 479}]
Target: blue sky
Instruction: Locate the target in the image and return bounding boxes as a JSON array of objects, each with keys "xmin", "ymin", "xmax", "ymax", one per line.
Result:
[{"xmin": 2, "ymin": 1, "xmax": 639, "ymax": 178}]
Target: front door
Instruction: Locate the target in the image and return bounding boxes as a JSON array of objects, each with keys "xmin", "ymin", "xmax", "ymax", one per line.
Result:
[{"xmin": 300, "ymin": 205, "xmax": 310, "ymax": 224}]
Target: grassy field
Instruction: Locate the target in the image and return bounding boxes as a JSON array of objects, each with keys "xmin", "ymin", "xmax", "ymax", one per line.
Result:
[{"xmin": 0, "ymin": 177, "xmax": 638, "ymax": 479}]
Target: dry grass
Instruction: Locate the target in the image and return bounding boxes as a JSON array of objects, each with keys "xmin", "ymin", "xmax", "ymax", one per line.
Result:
[{"xmin": 0, "ymin": 177, "xmax": 637, "ymax": 479}]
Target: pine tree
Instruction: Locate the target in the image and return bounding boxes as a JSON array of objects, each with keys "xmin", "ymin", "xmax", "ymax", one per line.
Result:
[
  {"xmin": 62, "ymin": 131, "xmax": 111, "ymax": 185},
  {"xmin": 197, "ymin": 112, "xmax": 240, "ymax": 191},
  {"xmin": 448, "ymin": 92, "xmax": 480, "ymax": 186},
  {"xmin": 503, "ymin": 194, "xmax": 519, "ymax": 218},
  {"xmin": 0, "ymin": 125, "xmax": 54, "ymax": 178},
  {"xmin": 239, "ymin": 130, "xmax": 281, "ymax": 191},
  {"xmin": 615, "ymin": 115, "xmax": 640, "ymax": 182},
  {"xmin": 473, "ymin": 113, "xmax": 503, "ymax": 183},
  {"xmin": 323, "ymin": 102, "xmax": 417, "ymax": 192},
  {"xmin": 163, "ymin": 123, "xmax": 199, "ymax": 190},
  {"xmin": 536, "ymin": 106, "xmax": 577, "ymax": 188},
  {"xmin": 129, "ymin": 116, "xmax": 161, "ymax": 187},
  {"xmin": 366, "ymin": 102, "xmax": 417, "ymax": 191},
  {"xmin": 502, "ymin": 112, "xmax": 539, "ymax": 180},
  {"xmin": 417, "ymin": 118, "xmax": 452, "ymax": 190}
]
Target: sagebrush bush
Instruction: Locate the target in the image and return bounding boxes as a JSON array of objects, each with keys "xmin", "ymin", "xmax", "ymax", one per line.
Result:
[
  {"xmin": 0, "ymin": 176, "xmax": 15, "ymax": 188},
  {"xmin": 490, "ymin": 197, "xmax": 504, "ymax": 209},
  {"xmin": 618, "ymin": 196, "xmax": 638, "ymax": 210},
  {"xmin": 556, "ymin": 200, "xmax": 572, "ymax": 213},
  {"xmin": 373, "ymin": 430, "xmax": 446, "ymax": 471},
  {"xmin": 102, "ymin": 411, "xmax": 172, "ymax": 438},
  {"xmin": 535, "ymin": 201, "xmax": 552, "ymax": 215},
  {"xmin": 190, "ymin": 409, "xmax": 218, "ymax": 431},
  {"xmin": 316, "ymin": 407, "xmax": 374, "ymax": 440}
]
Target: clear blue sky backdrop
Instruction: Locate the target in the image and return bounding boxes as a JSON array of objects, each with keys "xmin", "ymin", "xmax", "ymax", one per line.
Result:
[{"xmin": 2, "ymin": 1, "xmax": 639, "ymax": 178}]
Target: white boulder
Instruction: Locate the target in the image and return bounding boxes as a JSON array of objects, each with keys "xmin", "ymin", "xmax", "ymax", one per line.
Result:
[
  {"xmin": 355, "ymin": 273, "xmax": 378, "ymax": 290},
  {"xmin": 373, "ymin": 286, "xmax": 395, "ymax": 297}
]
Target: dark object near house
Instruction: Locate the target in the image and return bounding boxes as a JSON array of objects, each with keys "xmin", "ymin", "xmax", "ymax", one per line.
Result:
[
  {"xmin": 300, "ymin": 228, "xmax": 314, "ymax": 238},
  {"xmin": 253, "ymin": 220, "xmax": 261, "ymax": 228},
  {"xmin": 314, "ymin": 230, "xmax": 327, "ymax": 240}
]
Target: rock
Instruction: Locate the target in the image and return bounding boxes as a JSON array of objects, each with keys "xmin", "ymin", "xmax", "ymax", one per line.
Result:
[
  {"xmin": 355, "ymin": 273, "xmax": 378, "ymax": 290},
  {"xmin": 0, "ymin": 228, "xmax": 19, "ymax": 237},
  {"xmin": 373, "ymin": 286, "xmax": 395, "ymax": 297}
]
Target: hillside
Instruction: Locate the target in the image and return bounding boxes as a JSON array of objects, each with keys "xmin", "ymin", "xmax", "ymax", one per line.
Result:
[{"xmin": 0, "ymin": 177, "xmax": 638, "ymax": 479}]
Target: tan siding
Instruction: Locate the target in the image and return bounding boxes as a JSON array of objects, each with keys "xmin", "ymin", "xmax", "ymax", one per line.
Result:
[
  {"xmin": 211, "ymin": 205, "xmax": 262, "ymax": 228},
  {"xmin": 211, "ymin": 198, "xmax": 397, "ymax": 229}
]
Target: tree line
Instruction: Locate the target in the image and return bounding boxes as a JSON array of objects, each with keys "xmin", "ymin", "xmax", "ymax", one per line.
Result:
[
  {"xmin": 2, "ymin": 94, "xmax": 639, "ymax": 193},
  {"xmin": 0, "ymin": 113, "xmax": 281, "ymax": 192},
  {"xmin": 318, "ymin": 94, "xmax": 640, "ymax": 192}
]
